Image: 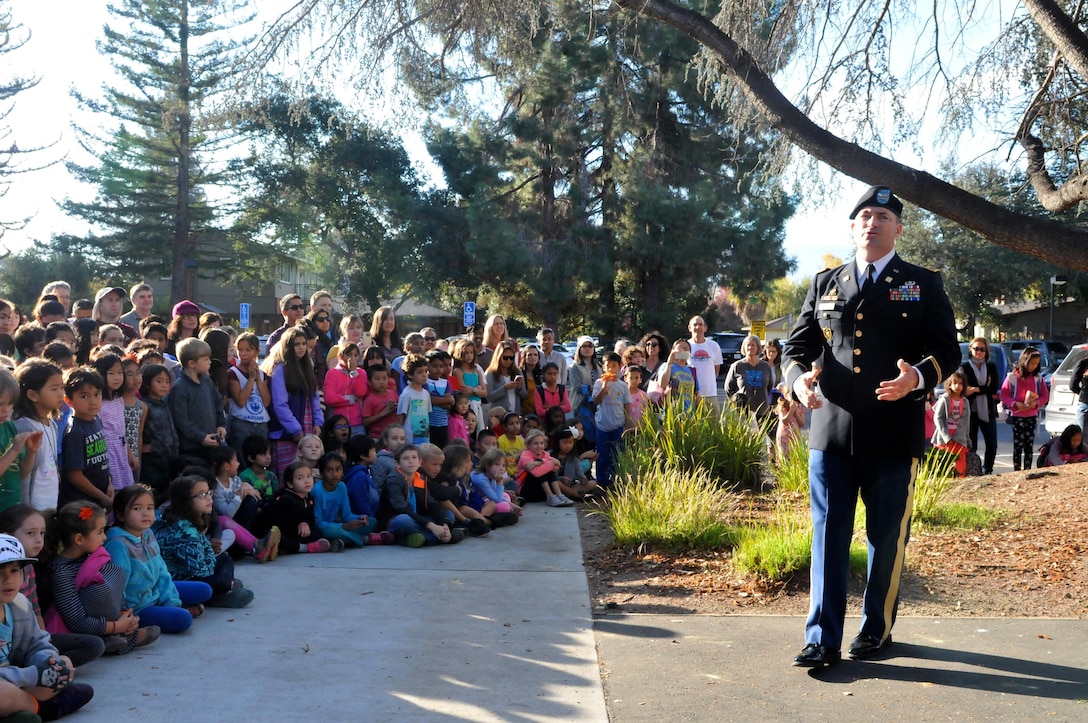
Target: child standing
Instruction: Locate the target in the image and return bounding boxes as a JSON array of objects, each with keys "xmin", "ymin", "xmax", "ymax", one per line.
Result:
[
  {"xmin": 397, "ymin": 354, "xmax": 432, "ymax": 445},
  {"xmin": 592, "ymin": 352, "xmax": 632, "ymax": 487},
  {"xmin": 240, "ymin": 435, "xmax": 277, "ymax": 500},
  {"xmin": 0, "ymin": 532, "xmax": 94, "ymax": 720},
  {"xmin": 210, "ymin": 447, "xmax": 279, "ymax": 562},
  {"xmin": 138, "ymin": 364, "xmax": 179, "ymax": 497},
  {"xmin": 1000, "ymin": 347, "xmax": 1049, "ymax": 471},
  {"xmin": 104, "ymin": 486, "xmax": 214, "ymax": 633},
  {"xmin": 265, "ymin": 327, "xmax": 323, "ymax": 478},
  {"xmin": 312, "ymin": 453, "xmax": 387, "ymax": 548},
  {"xmin": 323, "ymin": 343, "xmax": 368, "ymax": 437},
  {"xmin": 517, "ymin": 429, "xmax": 571, "ymax": 506},
  {"xmin": 59, "ymin": 369, "xmax": 112, "ymax": 509},
  {"xmin": 774, "ymin": 391, "xmax": 807, "ymax": 459},
  {"xmin": 360, "ymin": 365, "xmax": 399, "ymax": 440},
  {"xmin": 0, "ymin": 505, "xmax": 106, "ymax": 668},
  {"xmin": 624, "ymin": 365, "xmax": 650, "ymax": 430},
  {"xmin": 262, "ymin": 461, "xmax": 343, "ymax": 555},
  {"xmin": 12, "ymin": 360, "xmax": 58, "ymax": 511},
  {"xmin": 44, "ymin": 502, "xmax": 159, "ymax": 655},
  {"xmin": 226, "ymin": 332, "xmax": 271, "ymax": 464},
  {"xmin": 120, "ymin": 358, "xmax": 147, "ymax": 484},
  {"xmin": 91, "ymin": 353, "xmax": 135, "ymax": 491},
  {"xmin": 534, "ymin": 363, "xmax": 570, "ymax": 418},
  {"xmin": 152, "ymin": 476, "xmax": 254, "ymax": 608},
  {"xmin": 447, "ymin": 393, "xmax": 471, "ymax": 445},
  {"xmin": 168, "ymin": 338, "xmax": 228, "ymax": 465},
  {"xmin": 932, "ymin": 369, "xmax": 972, "ymax": 477},
  {"xmin": 424, "ymin": 350, "xmax": 457, "ymax": 448}
]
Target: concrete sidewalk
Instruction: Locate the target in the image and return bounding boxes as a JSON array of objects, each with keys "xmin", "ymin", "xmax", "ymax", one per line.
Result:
[
  {"xmin": 596, "ymin": 614, "xmax": 1088, "ymax": 721},
  {"xmin": 76, "ymin": 505, "xmax": 608, "ymax": 722}
]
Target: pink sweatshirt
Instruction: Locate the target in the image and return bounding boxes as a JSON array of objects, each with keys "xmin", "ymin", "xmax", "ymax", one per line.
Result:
[{"xmin": 322, "ymin": 364, "xmax": 369, "ymax": 426}]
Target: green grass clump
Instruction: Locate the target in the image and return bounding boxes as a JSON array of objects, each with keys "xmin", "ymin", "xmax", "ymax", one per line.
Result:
[
  {"xmin": 733, "ymin": 497, "xmax": 811, "ymax": 579},
  {"xmin": 614, "ymin": 398, "xmax": 767, "ymax": 489},
  {"xmin": 921, "ymin": 502, "xmax": 1005, "ymax": 529},
  {"xmin": 771, "ymin": 433, "xmax": 809, "ymax": 495},
  {"xmin": 593, "ymin": 461, "xmax": 739, "ymax": 550},
  {"xmin": 913, "ymin": 448, "xmax": 956, "ymax": 520}
]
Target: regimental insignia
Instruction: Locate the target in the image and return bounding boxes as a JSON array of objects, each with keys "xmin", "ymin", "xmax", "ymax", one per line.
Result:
[
  {"xmin": 828, "ymin": 287, "xmax": 838, "ymax": 300},
  {"xmin": 823, "ymin": 326, "xmax": 833, "ymax": 340},
  {"xmin": 877, "ymin": 188, "xmax": 891, "ymax": 205},
  {"xmin": 890, "ymin": 281, "xmax": 921, "ymax": 301}
]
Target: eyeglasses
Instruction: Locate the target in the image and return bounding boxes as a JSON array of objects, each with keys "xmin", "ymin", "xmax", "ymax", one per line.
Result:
[
  {"xmin": 191, "ymin": 490, "xmax": 212, "ymax": 499},
  {"xmin": 286, "ymin": 304, "xmax": 305, "ymax": 311},
  {"xmin": 970, "ymin": 346, "xmax": 986, "ymax": 352},
  {"xmin": 501, "ymin": 356, "xmax": 515, "ymax": 362},
  {"xmin": 315, "ymin": 316, "xmax": 330, "ymax": 323},
  {"xmin": 334, "ymin": 424, "xmax": 350, "ymax": 430},
  {"xmin": 424, "ymin": 337, "xmax": 437, "ymax": 342},
  {"xmin": 645, "ymin": 341, "xmax": 659, "ymax": 348}
]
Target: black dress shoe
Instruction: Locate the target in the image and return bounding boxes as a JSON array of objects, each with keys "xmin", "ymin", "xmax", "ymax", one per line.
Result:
[
  {"xmin": 848, "ymin": 633, "xmax": 892, "ymax": 660},
  {"xmin": 792, "ymin": 644, "xmax": 841, "ymax": 667}
]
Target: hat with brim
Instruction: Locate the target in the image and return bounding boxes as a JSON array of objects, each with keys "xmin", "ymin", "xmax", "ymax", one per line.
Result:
[
  {"xmin": 849, "ymin": 186, "xmax": 903, "ymax": 219},
  {"xmin": 0, "ymin": 534, "xmax": 36, "ymax": 568},
  {"xmin": 94, "ymin": 287, "xmax": 126, "ymax": 303}
]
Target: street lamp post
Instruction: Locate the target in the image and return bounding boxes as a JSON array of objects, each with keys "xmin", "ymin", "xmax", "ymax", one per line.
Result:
[{"xmin": 1050, "ymin": 275, "xmax": 1068, "ymax": 340}]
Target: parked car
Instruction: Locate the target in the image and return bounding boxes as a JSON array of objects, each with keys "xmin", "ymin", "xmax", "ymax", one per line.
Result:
[
  {"xmin": 710, "ymin": 332, "xmax": 747, "ymax": 378},
  {"xmin": 1044, "ymin": 343, "xmax": 1088, "ymax": 436}
]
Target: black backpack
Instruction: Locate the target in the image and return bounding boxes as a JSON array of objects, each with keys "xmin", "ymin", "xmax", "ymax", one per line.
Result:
[{"xmin": 1038, "ymin": 438, "xmax": 1056, "ymax": 468}]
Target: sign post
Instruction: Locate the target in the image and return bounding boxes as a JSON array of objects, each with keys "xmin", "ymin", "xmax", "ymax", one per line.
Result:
[
  {"xmin": 463, "ymin": 302, "xmax": 476, "ymax": 328},
  {"xmin": 239, "ymin": 303, "xmax": 251, "ymax": 330},
  {"xmin": 751, "ymin": 320, "xmax": 766, "ymax": 340}
]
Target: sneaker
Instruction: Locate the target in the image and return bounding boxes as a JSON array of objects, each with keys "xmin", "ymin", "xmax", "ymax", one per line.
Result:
[
  {"xmin": 447, "ymin": 527, "xmax": 465, "ymax": 544},
  {"xmin": 38, "ymin": 682, "xmax": 94, "ymax": 721},
  {"xmin": 328, "ymin": 538, "xmax": 346, "ymax": 553},
  {"xmin": 134, "ymin": 625, "xmax": 160, "ymax": 648},
  {"xmin": 466, "ymin": 519, "xmax": 490, "ymax": 537},
  {"xmin": 546, "ymin": 495, "xmax": 563, "ymax": 507},
  {"xmin": 103, "ymin": 635, "xmax": 129, "ymax": 655},
  {"xmin": 306, "ymin": 539, "xmax": 331, "ymax": 554},
  {"xmin": 557, "ymin": 494, "xmax": 575, "ymax": 507},
  {"xmin": 368, "ymin": 531, "xmax": 395, "ymax": 545},
  {"xmin": 254, "ymin": 526, "xmax": 281, "ymax": 563},
  {"xmin": 185, "ymin": 603, "xmax": 204, "ymax": 619},
  {"xmin": 207, "ymin": 586, "xmax": 255, "ymax": 609},
  {"xmin": 405, "ymin": 533, "xmax": 426, "ymax": 548},
  {"xmin": 491, "ymin": 512, "xmax": 519, "ymax": 528}
]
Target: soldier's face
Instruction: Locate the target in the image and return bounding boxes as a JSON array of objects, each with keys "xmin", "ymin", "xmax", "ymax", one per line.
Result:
[{"xmin": 852, "ymin": 207, "xmax": 902, "ymax": 260}]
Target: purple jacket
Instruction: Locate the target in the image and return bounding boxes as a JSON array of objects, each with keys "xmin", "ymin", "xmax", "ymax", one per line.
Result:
[{"xmin": 268, "ymin": 363, "xmax": 324, "ymax": 439}]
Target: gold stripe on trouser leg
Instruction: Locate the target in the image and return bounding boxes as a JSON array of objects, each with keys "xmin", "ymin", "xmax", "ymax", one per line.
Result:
[{"xmin": 881, "ymin": 456, "xmax": 918, "ymax": 638}]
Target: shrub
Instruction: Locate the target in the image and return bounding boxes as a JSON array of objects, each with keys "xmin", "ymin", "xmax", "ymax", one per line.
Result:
[
  {"xmin": 913, "ymin": 448, "xmax": 956, "ymax": 523},
  {"xmin": 733, "ymin": 495, "xmax": 811, "ymax": 579},
  {"xmin": 771, "ymin": 432, "xmax": 809, "ymax": 495},
  {"xmin": 592, "ymin": 459, "xmax": 738, "ymax": 550},
  {"xmin": 615, "ymin": 398, "xmax": 767, "ymax": 489}
]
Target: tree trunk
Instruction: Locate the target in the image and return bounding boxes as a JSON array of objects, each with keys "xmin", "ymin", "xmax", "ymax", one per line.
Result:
[
  {"xmin": 172, "ymin": 0, "xmax": 193, "ymax": 305},
  {"xmin": 615, "ymin": 0, "xmax": 1088, "ymax": 270}
]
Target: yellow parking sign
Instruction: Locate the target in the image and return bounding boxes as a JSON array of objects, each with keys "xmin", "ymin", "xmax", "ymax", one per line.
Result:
[{"xmin": 751, "ymin": 320, "xmax": 766, "ymax": 340}]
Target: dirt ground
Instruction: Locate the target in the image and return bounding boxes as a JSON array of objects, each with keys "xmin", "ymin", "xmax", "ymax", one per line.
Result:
[{"xmin": 579, "ymin": 465, "xmax": 1088, "ymax": 618}]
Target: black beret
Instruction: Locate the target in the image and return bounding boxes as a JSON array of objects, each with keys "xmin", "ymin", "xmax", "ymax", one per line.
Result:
[{"xmin": 849, "ymin": 186, "xmax": 903, "ymax": 219}]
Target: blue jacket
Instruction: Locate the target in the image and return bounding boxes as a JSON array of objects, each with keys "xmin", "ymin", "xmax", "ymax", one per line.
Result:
[
  {"xmin": 343, "ymin": 463, "xmax": 378, "ymax": 518},
  {"xmin": 105, "ymin": 526, "xmax": 181, "ymax": 613}
]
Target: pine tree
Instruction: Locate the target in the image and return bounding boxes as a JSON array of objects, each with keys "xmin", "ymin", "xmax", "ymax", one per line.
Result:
[{"xmin": 63, "ymin": 0, "xmax": 251, "ymax": 302}]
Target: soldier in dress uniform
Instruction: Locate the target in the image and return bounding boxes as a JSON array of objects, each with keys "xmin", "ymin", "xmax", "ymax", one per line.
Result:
[{"xmin": 784, "ymin": 186, "xmax": 960, "ymax": 668}]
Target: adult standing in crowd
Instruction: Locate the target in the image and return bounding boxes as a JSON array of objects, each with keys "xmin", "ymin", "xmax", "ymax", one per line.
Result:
[
  {"xmin": 267, "ymin": 293, "xmax": 307, "ymax": 352},
  {"xmin": 687, "ymin": 316, "xmax": 722, "ymax": 407},
  {"xmin": 784, "ymin": 185, "xmax": 959, "ymax": 668},
  {"xmin": 725, "ymin": 335, "xmax": 774, "ymax": 417},
  {"xmin": 962, "ymin": 337, "xmax": 999, "ymax": 475},
  {"xmin": 639, "ymin": 331, "xmax": 669, "ymax": 379},
  {"xmin": 538, "ymin": 327, "xmax": 568, "ymax": 381},
  {"xmin": 478, "ymin": 314, "xmax": 511, "ymax": 370},
  {"xmin": 370, "ymin": 306, "xmax": 401, "ymax": 365},
  {"xmin": 41, "ymin": 281, "xmax": 71, "ymax": 314},
  {"xmin": 120, "ymin": 283, "xmax": 155, "ymax": 330},
  {"xmin": 310, "ymin": 290, "xmax": 339, "ymax": 345},
  {"xmin": 166, "ymin": 300, "xmax": 201, "ymax": 357},
  {"xmin": 93, "ymin": 286, "xmax": 139, "ymax": 342}
]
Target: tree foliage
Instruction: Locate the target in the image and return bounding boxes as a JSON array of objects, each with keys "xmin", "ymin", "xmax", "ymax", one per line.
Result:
[
  {"xmin": 238, "ymin": 0, "xmax": 1088, "ymax": 270},
  {"xmin": 232, "ymin": 92, "xmax": 461, "ymax": 314},
  {"xmin": 63, "ymin": 0, "xmax": 251, "ymax": 301},
  {"xmin": 0, "ymin": 240, "xmax": 94, "ymax": 308}
]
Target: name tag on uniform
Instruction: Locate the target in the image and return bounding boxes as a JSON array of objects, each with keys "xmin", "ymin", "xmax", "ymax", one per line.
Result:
[
  {"xmin": 890, "ymin": 281, "xmax": 921, "ymax": 301},
  {"xmin": 818, "ymin": 301, "xmax": 837, "ymax": 311}
]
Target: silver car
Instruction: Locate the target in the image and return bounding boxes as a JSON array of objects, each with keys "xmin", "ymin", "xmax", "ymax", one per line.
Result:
[{"xmin": 1044, "ymin": 344, "xmax": 1088, "ymax": 436}]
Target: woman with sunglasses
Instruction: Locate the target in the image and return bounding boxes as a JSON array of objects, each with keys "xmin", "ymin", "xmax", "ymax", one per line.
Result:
[
  {"xmin": 305, "ymin": 309, "xmax": 335, "ymax": 385},
  {"xmin": 961, "ymin": 337, "xmax": 999, "ymax": 475},
  {"xmin": 638, "ymin": 331, "xmax": 669, "ymax": 379},
  {"xmin": 484, "ymin": 340, "xmax": 526, "ymax": 415},
  {"xmin": 999, "ymin": 347, "xmax": 1049, "ymax": 471}
]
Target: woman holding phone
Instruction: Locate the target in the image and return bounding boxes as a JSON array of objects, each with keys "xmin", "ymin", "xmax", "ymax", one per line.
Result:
[{"xmin": 485, "ymin": 340, "xmax": 527, "ymax": 415}]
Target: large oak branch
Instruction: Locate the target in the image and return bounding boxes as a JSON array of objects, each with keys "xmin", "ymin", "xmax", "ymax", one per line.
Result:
[{"xmin": 614, "ymin": 0, "xmax": 1088, "ymax": 269}]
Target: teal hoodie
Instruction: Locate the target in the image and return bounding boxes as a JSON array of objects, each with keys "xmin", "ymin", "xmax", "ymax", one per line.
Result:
[{"xmin": 105, "ymin": 526, "xmax": 181, "ymax": 614}]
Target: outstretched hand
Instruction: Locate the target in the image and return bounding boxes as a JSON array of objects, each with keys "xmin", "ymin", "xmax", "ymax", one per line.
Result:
[
  {"xmin": 876, "ymin": 359, "xmax": 920, "ymax": 401},
  {"xmin": 792, "ymin": 367, "xmax": 823, "ymax": 410}
]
